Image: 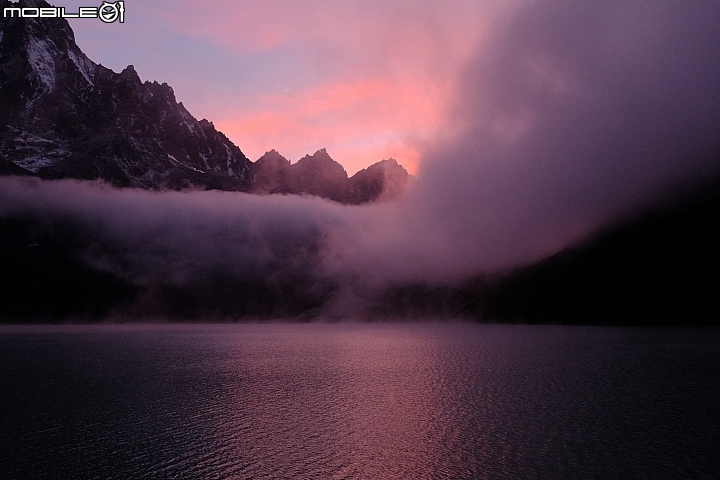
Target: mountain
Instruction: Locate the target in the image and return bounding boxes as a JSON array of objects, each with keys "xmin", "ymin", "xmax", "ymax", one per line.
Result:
[
  {"xmin": 250, "ymin": 149, "xmax": 410, "ymax": 204},
  {"xmin": 0, "ymin": 0, "xmax": 251, "ymax": 190},
  {"xmin": 348, "ymin": 157, "xmax": 410, "ymax": 204},
  {"xmin": 0, "ymin": 0, "xmax": 410, "ymax": 202}
]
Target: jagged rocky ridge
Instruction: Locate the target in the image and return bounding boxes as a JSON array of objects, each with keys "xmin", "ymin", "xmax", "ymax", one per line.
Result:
[
  {"xmin": 0, "ymin": 0, "xmax": 410, "ymax": 202},
  {"xmin": 250, "ymin": 149, "xmax": 410, "ymax": 204}
]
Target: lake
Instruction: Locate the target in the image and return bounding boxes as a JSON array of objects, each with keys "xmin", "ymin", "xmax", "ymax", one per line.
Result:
[{"xmin": 1, "ymin": 323, "xmax": 718, "ymax": 479}]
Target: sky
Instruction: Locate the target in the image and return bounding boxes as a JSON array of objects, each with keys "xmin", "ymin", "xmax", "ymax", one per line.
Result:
[
  {"xmin": 60, "ymin": 0, "xmax": 509, "ymax": 175},
  {"xmin": 3, "ymin": 0, "xmax": 720, "ymax": 317}
]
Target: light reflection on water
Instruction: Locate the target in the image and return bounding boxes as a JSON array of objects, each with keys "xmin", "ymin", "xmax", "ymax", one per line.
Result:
[{"xmin": 1, "ymin": 323, "xmax": 719, "ymax": 479}]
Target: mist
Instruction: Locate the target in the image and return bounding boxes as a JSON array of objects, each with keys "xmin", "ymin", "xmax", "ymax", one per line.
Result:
[
  {"xmin": 2, "ymin": 1, "xmax": 720, "ymax": 319},
  {"xmin": 319, "ymin": 0, "xmax": 720, "ymax": 288},
  {"xmin": 1, "ymin": 172, "xmax": 477, "ymax": 317},
  {"xmin": 411, "ymin": 0, "xmax": 720, "ymax": 269}
]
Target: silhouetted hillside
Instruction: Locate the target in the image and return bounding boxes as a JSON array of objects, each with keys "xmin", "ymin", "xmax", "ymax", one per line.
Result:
[
  {"xmin": 476, "ymin": 176, "xmax": 720, "ymax": 325},
  {"xmin": 250, "ymin": 149, "xmax": 410, "ymax": 204},
  {"xmin": 0, "ymin": 217, "xmax": 138, "ymax": 321},
  {"xmin": 0, "ymin": 212, "xmax": 336, "ymax": 322}
]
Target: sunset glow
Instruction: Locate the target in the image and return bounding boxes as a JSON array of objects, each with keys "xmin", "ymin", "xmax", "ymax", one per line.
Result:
[
  {"xmin": 65, "ymin": 0, "xmax": 495, "ymax": 173},
  {"xmin": 213, "ymin": 78, "xmax": 439, "ymax": 174}
]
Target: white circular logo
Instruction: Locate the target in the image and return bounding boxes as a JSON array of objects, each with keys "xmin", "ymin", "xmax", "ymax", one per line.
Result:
[{"xmin": 99, "ymin": 2, "xmax": 120, "ymax": 23}]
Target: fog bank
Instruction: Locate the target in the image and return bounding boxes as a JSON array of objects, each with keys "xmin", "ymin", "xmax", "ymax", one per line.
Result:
[{"xmin": 2, "ymin": 1, "xmax": 720, "ymax": 318}]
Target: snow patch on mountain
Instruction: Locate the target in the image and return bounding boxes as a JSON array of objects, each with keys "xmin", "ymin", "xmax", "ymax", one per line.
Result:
[
  {"xmin": 11, "ymin": 131, "xmax": 69, "ymax": 172},
  {"xmin": 178, "ymin": 103, "xmax": 198, "ymax": 134},
  {"xmin": 199, "ymin": 152, "xmax": 210, "ymax": 170},
  {"xmin": 14, "ymin": 154, "xmax": 54, "ymax": 171},
  {"xmin": 67, "ymin": 49, "xmax": 96, "ymax": 87},
  {"xmin": 224, "ymin": 144, "xmax": 235, "ymax": 176},
  {"xmin": 27, "ymin": 37, "xmax": 57, "ymax": 90},
  {"xmin": 14, "ymin": 132, "xmax": 57, "ymax": 145}
]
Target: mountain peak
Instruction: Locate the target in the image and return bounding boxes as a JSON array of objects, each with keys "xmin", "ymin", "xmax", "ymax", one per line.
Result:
[
  {"xmin": 348, "ymin": 158, "xmax": 411, "ymax": 203},
  {"xmin": 256, "ymin": 149, "xmax": 290, "ymax": 167},
  {"xmin": 296, "ymin": 149, "xmax": 346, "ymax": 175},
  {"xmin": 249, "ymin": 149, "xmax": 411, "ymax": 204},
  {"xmin": 119, "ymin": 64, "xmax": 141, "ymax": 85},
  {"xmin": 314, "ymin": 147, "xmax": 329, "ymax": 156},
  {"xmin": 0, "ymin": 1, "xmax": 253, "ymax": 189},
  {"xmin": 0, "ymin": 1, "xmax": 411, "ymax": 203},
  {"xmin": 1, "ymin": 0, "xmax": 81, "ymax": 93}
]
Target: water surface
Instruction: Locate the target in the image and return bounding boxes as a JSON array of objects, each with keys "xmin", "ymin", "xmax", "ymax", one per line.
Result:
[{"xmin": 1, "ymin": 323, "xmax": 718, "ymax": 479}]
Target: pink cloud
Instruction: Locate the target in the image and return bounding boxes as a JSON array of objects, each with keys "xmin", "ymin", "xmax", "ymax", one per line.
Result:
[
  {"xmin": 130, "ymin": 0, "xmax": 497, "ymax": 173},
  {"xmin": 213, "ymin": 77, "xmax": 442, "ymax": 173}
]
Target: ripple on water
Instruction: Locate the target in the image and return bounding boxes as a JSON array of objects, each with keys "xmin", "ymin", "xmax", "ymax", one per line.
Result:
[{"xmin": 0, "ymin": 324, "xmax": 719, "ymax": 479}]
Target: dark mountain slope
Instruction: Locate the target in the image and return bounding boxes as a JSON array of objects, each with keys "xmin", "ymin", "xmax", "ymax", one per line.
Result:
[
  {"xmin": 362, "ymin": 175, "xmax": 720, "ymax": 326},
  {"xmin": 0, "ymin": 211, "xmax": 336, "ymax": 322},
  {"xmin": 0, "ymin": 216, "xmax": 138, "ymax": 321},
  {"xmin": 477, "ymin": 176, "xmax": 720, "ymax": 325},
  {"xmin": 0, "ymin": 0, "xmax": 253, "ymax": 190}
]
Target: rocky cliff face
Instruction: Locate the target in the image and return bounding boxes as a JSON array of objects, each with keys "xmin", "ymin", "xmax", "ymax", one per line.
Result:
[
  {"xmin": 0, "ymin": 0, "xmax": 253, "ymax": 190},
  {"xmin": 348, "ymin": 157, "xmax": 411, "ymax": 204},
  {"xmin": 0, "ymin": 0, "xmax": 410, "ymax": 202}
]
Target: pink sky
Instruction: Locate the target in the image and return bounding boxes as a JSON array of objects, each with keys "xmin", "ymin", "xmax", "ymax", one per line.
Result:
[{"xmin": 64, "ymin": 0, "xmax": 503, "ymax": 174}]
